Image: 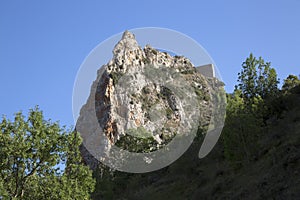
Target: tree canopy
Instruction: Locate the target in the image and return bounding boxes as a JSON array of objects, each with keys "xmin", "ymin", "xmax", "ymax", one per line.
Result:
[
  {"xmin": 236, "ymin": 53, "xmax": 279, "ymax": 101},
  {"xmin": 282, "ymin": 74, "xmax": 300, "ymax": 91},
  {"xmin": 223, "ymin": 53, "xmax": 281, "ymax": 168},
  {"xmin": 0, "ymin": 107, "xmax": 95, "ymax": 200}
]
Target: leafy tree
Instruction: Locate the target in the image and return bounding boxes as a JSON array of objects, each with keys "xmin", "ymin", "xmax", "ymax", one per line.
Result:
[
  {"xmin": 222, "ymin": 90, "xmax": 263, "ymax": 168},
  {"xmin": 0, "ymin": 107, "xmax": 95, "ymax": 200},
  {"xmin": 91, "ymin": 164, "xmax": 115, "ymax": 200},
  {"xmin": 282, "ymin": 74, "xmax": 300, "ymax": 91},
  {"xmin": 222, "ymin": 54, "xmax": 280, "ymax": 168},
  {"xmin": 236, "ymin": 53, "xmax": 279, "ymax": 102}
]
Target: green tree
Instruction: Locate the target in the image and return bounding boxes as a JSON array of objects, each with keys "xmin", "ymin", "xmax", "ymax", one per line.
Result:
[
  {"xmin": 223, "ymin": 54, "xmax": 281, "ymax": 169},
  {"xmin": 0, "ymin": 107, "xmax": 95, "ymax": 200},
  {"xmin": 236, "ymin": 53, "xmax": 279, "ymax": 102},
  {"xmin": 222, "ymin": 90, "xmax": 263, "ymax": 168},
  {"xmin": 282, "ymin": 74, "xmax": 300, "ymax": 91}
]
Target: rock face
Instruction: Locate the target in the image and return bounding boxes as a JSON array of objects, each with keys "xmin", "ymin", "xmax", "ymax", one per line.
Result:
[{"xmin": 77, "ymin": 31, "xmax": 223, "ymax": 170}]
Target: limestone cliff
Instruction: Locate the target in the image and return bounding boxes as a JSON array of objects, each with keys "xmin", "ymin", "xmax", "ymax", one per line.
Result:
[{"xmin": 77, "ymin": 31, "xmax": 223, "ymax": 169}]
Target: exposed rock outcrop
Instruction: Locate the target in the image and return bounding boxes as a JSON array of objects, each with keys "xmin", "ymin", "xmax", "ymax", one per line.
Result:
[{"xmin": 77, "ymin": 31, "xmax": 224, "ymax": 169}]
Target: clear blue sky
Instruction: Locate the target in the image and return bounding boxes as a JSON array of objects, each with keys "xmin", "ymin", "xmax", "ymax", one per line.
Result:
[{"xmin": 1, "ymin": 0, "xmax": 299, "ymax": 127}]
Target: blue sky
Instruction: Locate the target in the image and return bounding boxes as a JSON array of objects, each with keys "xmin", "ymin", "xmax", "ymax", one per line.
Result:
[{"xmin": 0, "ymin": 0, "xmax": 299, "ymax": 127}]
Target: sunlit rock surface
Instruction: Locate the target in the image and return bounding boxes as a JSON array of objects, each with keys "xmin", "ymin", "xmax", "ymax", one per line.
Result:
[{"xmin": 77, "ymin": 31, "xmax": 223, "ymax": 169}]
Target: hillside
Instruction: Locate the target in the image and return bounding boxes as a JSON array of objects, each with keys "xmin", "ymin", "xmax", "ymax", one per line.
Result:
[
  {"xmin": 92, "ymin": 85, "xmax": 300, "ymax": 200},
  {"xmin": 75, "ymin": 31, "xmax": 300, "ymax": 200}
]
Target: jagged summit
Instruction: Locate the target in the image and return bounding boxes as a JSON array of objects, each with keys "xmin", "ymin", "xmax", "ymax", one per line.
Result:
[
  {"xmin": 111, "ymin": 31, "xmax": 145, "ymax": 69},
  {"xmin": 109, "ymin": 31, "xmax": 197, "ymax": 74},
  {"xmin": 121, "ymin": 30, "xmax": 135, "ymax": 40},
  {"xmin": 77, "ymin": 31, "xmax": 223, "ymax": 170},
  {"xmin": 112, "ymin": 31, "xmax": 216, "ymax": 78}
]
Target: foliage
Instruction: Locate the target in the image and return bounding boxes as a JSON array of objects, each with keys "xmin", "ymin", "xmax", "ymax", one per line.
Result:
[
  {"xmin": 282, "ymin": 74, "xmax": 300, "ymax": 91},
  {"xmin": 222, "ymin": 91, "xmax": 263, "ymax": 168},
  {"xmin": 194, "ymin": 87, "xmax": 210, "ymax": 101},
  {"xmin": 0, "ymin": 107, "xmax": 95, "ymax": 200},
  {"xmin": 91, "ymin": 163, "xmax": 115, "ymax": 200},
  {"xmin": 115, "ymin": 127, "xmax": 158, "ymax": 153},
  {"xmin": 236, "ymin": 53, "xmax": 279, "ymax": 102},
  {"xmin": 223, "ymin": 55, "xmax": 299, "ymax": 169},
  {"xmin": 223, "ymin": 54, "xmax": 281, "ymax": 168}
]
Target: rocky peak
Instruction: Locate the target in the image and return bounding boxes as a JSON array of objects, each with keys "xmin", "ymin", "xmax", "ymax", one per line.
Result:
[
  {"xmin": 77, "ymin": 31, "xmax": 222, "ymax": 170},
  {"xmin": 108, "ymin": 31, "xmax": 195, "ymax": 74},
  {"xmin": 111, "ymin": 31, "xmax": 145, "ymax": 71}
]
